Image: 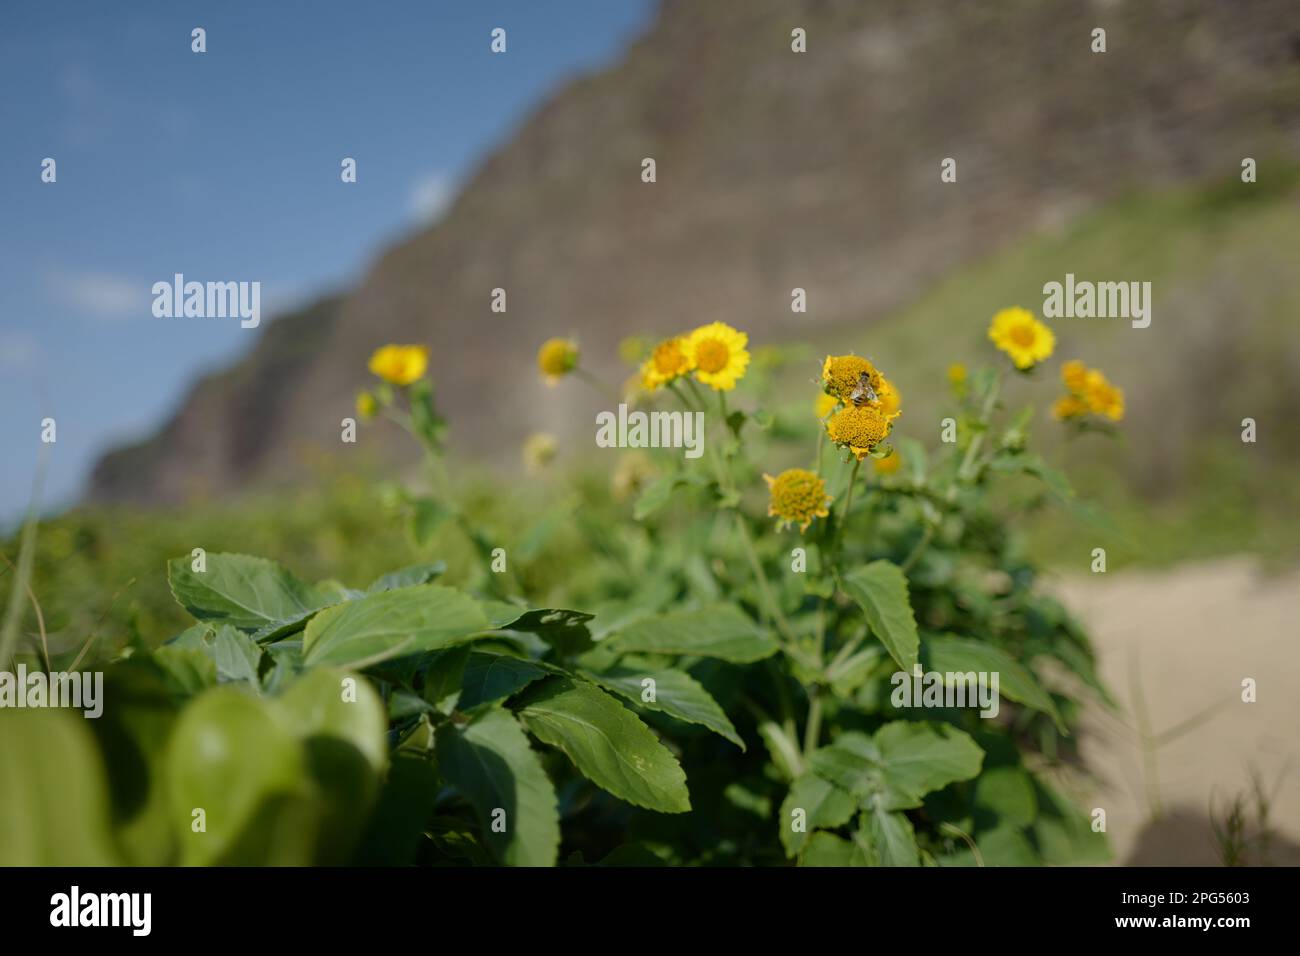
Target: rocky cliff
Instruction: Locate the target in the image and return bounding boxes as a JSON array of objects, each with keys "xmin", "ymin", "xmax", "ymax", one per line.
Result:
[{"xmin": 90, "ymin": 0, "xmax": 1300, "ymax": 504}]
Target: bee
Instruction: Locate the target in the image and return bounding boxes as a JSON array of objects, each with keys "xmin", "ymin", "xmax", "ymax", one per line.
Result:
[{"xmin": 849, "ymin": 371, "xmax": 878, "ymax": 406}]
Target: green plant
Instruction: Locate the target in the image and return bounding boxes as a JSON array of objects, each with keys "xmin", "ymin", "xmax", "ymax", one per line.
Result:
[{"xmin": 0, "ymin": 316, "xmax": 1115, "ymax": 867}]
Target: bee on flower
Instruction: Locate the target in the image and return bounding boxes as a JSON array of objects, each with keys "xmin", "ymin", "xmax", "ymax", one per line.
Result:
[
  {"xmin": 820, "ymin": 354, "xmax": 900, "ymax": 460},
  {"xmin": 764, "ymin": 468, "xmax": 832, "ymax": 533},
  {"xmin": 987, "ymin": 307, "xmax": 1055, "ymax": 370}
]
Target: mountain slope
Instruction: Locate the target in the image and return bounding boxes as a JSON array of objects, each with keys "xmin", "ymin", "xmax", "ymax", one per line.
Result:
[{"xmin": 90, "ymin": 0, "xmax": 1300, "ymax": 504}]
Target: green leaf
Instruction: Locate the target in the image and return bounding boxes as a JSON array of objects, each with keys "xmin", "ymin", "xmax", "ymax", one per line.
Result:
[
  {"xmin": 302, "ymin": 584, "xmax": 489, "ymax": 669},
  {"xmin": 973, "ymin": 766, "xmax": 1038, "ymax": 827},
  {"xmin": 277, "ymin": 668, "xmax": 388, "ymax": 773},
  {"xmin": 605, "ymin": 605, "xmax": 778, "ymax": 663},
  {"xmin": 459, "ymin": 652, "xmax": 548, "ymax": 710},
  {"xmin": 494, "ymin": 608, "xmax": 595, "ymax": 659},
  {"xmin": 410, "ymin": 498, "xmax": 451, "ymax": 546},
  {"xmin": 0, "ymin": 709, "xmax": 120, "ymax": 865},
  {"xmin": 436, "ymin": 707, "xmax": 560, "ymax": 866},
  {"xmin": 841, "ymin": 561, "xmax": 920, "ymax": 672},
  {"xmin": 809, "ymin": 722, "xmax": 983, "ymax": 812},
  {"xmin": 277, "ymin": 668, "xmax": 388, "ymax": 864},
  {"xmin": 167, "ymin": 552, "xmax": 331, "ymax": 634},
  {"xmin": 515, "ymin": 677, "xmax": 690, "ymax": 813},
  {"xmin": 420, "ymin": 646, "xmax": 472, "ymax": 715},
  {"xmin": 210, "ymin": 624, "xmax": 265, "ymax": 686},
  {"xmin": 779, "ymin": 774, "xmax": 857, "ymax": 858},
  {"xmin": 166, "ymin": 687, "xmax": 318, "ymax": 865},
  {"xmin": 861, "ymin": 807, "xmax": 920, "ymax": 866},
  {"xmin": 633, "ymin": 475, "xmax": 681, "ymax": 521},
  {"xmin": 926, "ymin": 635, "xmax": 1066, "ymax": 732},
  {"xmin": 582, "ymin": 662, "xmax": 743, "ymax": 749},
  {"xmin": 799, "ymin": 831, "xmax": 867, "ymax": 867},
  {"xmin": 366, "ymin": 562, "xmax": 447, "ymax": 594},
  {"xmin": 875, "ymin": 721, "xmax": 984, "ymax": 808}
]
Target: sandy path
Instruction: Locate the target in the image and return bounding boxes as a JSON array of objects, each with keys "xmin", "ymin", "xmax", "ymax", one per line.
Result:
[{"xmin": 1051, "ymin": 557, "xmax": 1300, "ymax": 866}]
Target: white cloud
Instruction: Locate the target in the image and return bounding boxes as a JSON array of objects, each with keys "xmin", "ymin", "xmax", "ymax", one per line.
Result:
[
  {"xmin": 409, "ymin": 171, "xmax": 458, "ymax": 225},
  {"xmin": 48, "ymin": 269, "xmax": 144, "ymax": 319}
]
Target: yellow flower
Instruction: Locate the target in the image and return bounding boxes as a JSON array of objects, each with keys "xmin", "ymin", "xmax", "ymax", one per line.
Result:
[
  {"xmin": 1061, "ymin": 359, "xmax": 1089, "ymax": 394},
  {"xmin": 1054, "ymin": 360, "xmax": 1124, "ymax": 422},
  {"xmin": 821, "ymin": 355, "xmax": 900, "ymax": 420},
  {"xmin": 947, "ymin": 363, "xmax": 967, "ymax": 387},
  {"xmin": 367, "ymin": 344, "xmax": 429, "ymax": 386},
  {"xmin": 1083, "ymin": 371, "xmax": 1125, "ymax": 421},
  {"xmin": 1051, "ymin": 395, "xmax": 1088, "ymax": 420},
  {"xmin": 355, "ymin": 391, "xmax": 378, "ymax": 420},
  {"xmin": 873, "ymin": 450, "xmax": 902, "ymax": 475},
  {"xmin": 815, "ymin": 392, "xmax": 839, "ymax": 419},
  {"xmin": 640, "ymin": 337, "xmax": 694, "ymax": 390},
  {"xmin": 826, "ymin": 405, "xmax": 892, "ymax": 460},
  {"xmin": 821, "ymin": 354, "xmax": 876, "ymax": 402},
  {"xmin": 684, "ymin": 322, "xmax": 749, "ymax": 391},
  {"xmin": 764, "ymin": 469, "xmax": 832, "ymax": 533},
  {"xmin": 537, "ymin": 338, "xmax": 580, "ymax": 383},
  {"xmin": 522, "ymin": 432, "xmax": 558, "ymax": 473},
  {"xmin": 876, "ymin": 375, "xmax": 902, "ymax": 421},
  {"xmin": 988, "ymin": 307, "xmax": 1055, "ymax": 370}
]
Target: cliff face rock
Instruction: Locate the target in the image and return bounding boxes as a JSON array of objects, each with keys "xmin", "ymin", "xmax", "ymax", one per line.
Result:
[{"xmin": 90, "ymin": 0, "xmax": 1300, "ymax": 504}]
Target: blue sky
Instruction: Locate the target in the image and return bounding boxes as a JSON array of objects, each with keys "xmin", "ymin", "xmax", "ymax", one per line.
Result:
[{"xmin": 0, "ymin": 0, "xmax": 656, "ymax": 524}]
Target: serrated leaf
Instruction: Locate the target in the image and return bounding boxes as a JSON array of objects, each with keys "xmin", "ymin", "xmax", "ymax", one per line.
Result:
[
  {"xmin": 515, "ymin": 677, "xmax": 689, "ymax": 813},
  {"xmin": 779, "ymin": 774, "xmax": 857, "ymax": 858},
  {"xmin": 167, "ymin": 552, "xmax": 331, "ymax": 633},
  {"xmin": 861, "ymin": 807, "xmax": 920, "ymax": 866},
  {"xmin": 302, "ymin": 584, "xmax": 489, "ymax": 668},
  {"xmin": 605, "ymin": 605, "xmax": 778, "ymax": 663},
  {"xmin": 210, "ymin": 624, "xmax": 265, "ymax": 686},
  {"xmin": 582, "ymin": 662, "xmax": 743, "ymax": 749},
  {"xmin": 926, "ymin": 635, "xmax": 1066, "ymax": 732},
  {"xmin": 436, "ymin": 707, "xmax": 560, "ymax": 866},
  {"xmin": 841, "ymin": 561, "xmax": 920, "ymax": 672},
  {"xmin": 809, "ymin": 722, "xmax": 984, "ymax": 812}
]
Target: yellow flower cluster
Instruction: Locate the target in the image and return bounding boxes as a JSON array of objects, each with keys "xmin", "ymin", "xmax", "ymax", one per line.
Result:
[
  {"xmin": 1053, "ymin": 360, "xmax": 1124, "ymax": 422},
  {"xmin": 639, "ymin": 322, "xmax": 750, "ymax": 392},
  {"xmin": 764, "ymin": 468, "xmax": 832, "ymax": 533},
  {"xmin": 819, "ymin": 355, "xmax": 901, "ymax": 459},
  {"xmin": 987, "ymin": 307, "xmax": 1055, "ymax": 370}
]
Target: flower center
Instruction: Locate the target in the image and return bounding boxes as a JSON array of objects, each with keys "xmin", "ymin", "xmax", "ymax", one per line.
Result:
[
  {"xmin": 1010, "ymin": 325, "xmax": 1036, "ymax": 348},
  {"xmin": 696, "ymin": 338, "xmax": 730, "ymax": 374}
]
